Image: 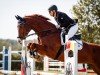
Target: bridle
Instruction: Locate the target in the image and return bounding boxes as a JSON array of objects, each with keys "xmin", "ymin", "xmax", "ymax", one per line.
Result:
[{"xmin": 17, "ymin": 27, "xmax": 58, "ymax": 40}]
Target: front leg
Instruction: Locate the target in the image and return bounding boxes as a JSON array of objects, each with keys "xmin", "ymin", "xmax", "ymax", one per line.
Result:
[
  {"xmin": 29, "ymin": 50, "xmax": 37, "ymax": 58},
  {"xmin": 27, "ymin": 43, "xmax": 47, "ymax": 55},
  {"xmin": 27, "ymin": 43, "xmax": 47, "ymax": 61},
  {"xmin": 27, "ymin": 43, "xmax": 36, "ymax": 50}
]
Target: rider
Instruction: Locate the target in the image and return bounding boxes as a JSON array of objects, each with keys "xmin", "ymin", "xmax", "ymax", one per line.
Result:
[{"xmin": 48, "ymin": 5, "xmax": 78, "ymax": 45}]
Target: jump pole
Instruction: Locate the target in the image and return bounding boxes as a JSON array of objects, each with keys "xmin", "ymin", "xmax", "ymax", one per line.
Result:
[
  {"xmin": 64, "ymin": 35, "xmax": 78, "ymax": 75},
  {"xmin": 21, "ymin": 40, "xmax": 31, "ymax": 75},
  {"xmin": 21, "ymin": 40, "xmax": 26, "ymax": 75},
  {"xmin": 21, "ymin": 40, "xmax": 35, "ymax": 75}
]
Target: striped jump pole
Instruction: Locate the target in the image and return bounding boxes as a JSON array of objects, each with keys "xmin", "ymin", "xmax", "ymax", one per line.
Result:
[
  {"xmin": 21, "ymin": 40, "xmax": 31, "ymax": 75},
  {"xmin": 64, "ymin": 35, "xmax": 78, "ymax": 75},
  {"xmin": 21, "ymin": 40, "xmax": 34, "ymax": 75},
  {"xmin": 21, "ymin": 40, "xmax": 27, "ymax": 75}
]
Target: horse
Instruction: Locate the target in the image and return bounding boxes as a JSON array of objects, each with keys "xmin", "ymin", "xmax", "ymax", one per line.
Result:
[{"xmin": 15, "ymin": 14, "xmax": 100, "ymax": 75}]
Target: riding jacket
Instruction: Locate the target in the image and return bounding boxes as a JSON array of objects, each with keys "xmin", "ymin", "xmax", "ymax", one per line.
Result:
[{"xmin": 55, "ymin": 11, "xmax": 75, "ymax": 30}]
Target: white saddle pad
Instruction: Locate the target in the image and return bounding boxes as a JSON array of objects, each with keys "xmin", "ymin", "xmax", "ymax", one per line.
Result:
[{"xmin": 75, "ymin": 40, "xmax": 83, "ymax": 50}]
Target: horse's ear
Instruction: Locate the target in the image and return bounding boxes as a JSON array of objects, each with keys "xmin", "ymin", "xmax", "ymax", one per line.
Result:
[
  {"xmin": 15, "ymin": 15, "xmax": 19, "ymax": 20},
  {"xmin": 15, "ymin": 15, "xmax": 26, "ymax": 24},
  {"xmin": 15, "ymin": 15, "xmax": 24, "ymax": 21}
]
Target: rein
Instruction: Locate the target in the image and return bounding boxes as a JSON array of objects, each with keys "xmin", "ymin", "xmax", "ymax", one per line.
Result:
[
  {"xmin": 26, "ymin": 33, "xmax": 37, "ymax": 38},
  {"xmin": 26, "ymin": 28, "xmax": 57, "ymax": 38}
]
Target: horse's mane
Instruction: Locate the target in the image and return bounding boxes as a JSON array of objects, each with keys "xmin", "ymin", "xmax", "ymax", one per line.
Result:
[
  {"xmin": 24, "ymin": 14, "xmax": 50, "ymax": 21},
  {"xmin": 24, "ymin": 14, "xmax": 57, "ymax": 29}
]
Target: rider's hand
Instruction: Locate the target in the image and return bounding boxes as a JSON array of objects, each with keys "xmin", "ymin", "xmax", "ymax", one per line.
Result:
[{"xmin": 61, "ymin": 27, "xmax": 66, "ymax": 33}]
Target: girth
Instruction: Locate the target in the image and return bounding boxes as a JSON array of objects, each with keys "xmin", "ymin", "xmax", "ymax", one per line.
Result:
[{"xmin": 54, "ymin": 45, "xmax": 64, "ymax": 60}]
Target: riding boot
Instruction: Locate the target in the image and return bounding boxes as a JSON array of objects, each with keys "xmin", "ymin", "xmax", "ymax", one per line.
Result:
[
  {"xmin": 61, "ymin": 33, "xmax": 68, "ymax": 45},
  {"xmin": 61, "ymin": 31, "xmax": 66, "ymax": 45},
  {"xmin": 63, "ymin": 33, "xmax": 65, "ymax": 43}
]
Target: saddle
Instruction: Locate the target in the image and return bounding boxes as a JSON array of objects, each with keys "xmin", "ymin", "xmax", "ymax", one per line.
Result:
[
  {"xmin": 69, "ymin": 33, "xmax": 81, "ymax": 40},
  {"xmin": 55, "ymin": 33, "xmax": 82, "ymax": 60}
]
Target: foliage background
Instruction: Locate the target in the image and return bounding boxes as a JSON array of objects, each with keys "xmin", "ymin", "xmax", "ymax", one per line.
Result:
[{"xmin": 72, "ymin": 0, "xmax": 100, "ymax": 44}]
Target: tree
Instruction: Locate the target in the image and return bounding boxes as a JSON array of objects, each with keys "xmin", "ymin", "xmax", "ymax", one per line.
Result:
[
  {"xmin": 72, "ymin": 0, "xmax": 100, "ymax": 44},
  {"xmin": 0, "ymin": 39, "xmax": 22, "ymax": 50}
]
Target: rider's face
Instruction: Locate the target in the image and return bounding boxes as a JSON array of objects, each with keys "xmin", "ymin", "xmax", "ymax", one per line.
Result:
[{"xmin": 49, "ymin": 10, "xmax": 56, "ymax": 17}]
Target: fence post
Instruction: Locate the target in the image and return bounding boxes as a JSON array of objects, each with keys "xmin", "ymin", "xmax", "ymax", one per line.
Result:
[
  {"xmin": 44, "ymin": 56, "xmax": 49, "ymax": 71},
  {"xmin": 3, "ymin": 46, "xmax": 11, "ymax": 71},
  {"xmin": 64, "ymin": 36, "xmax": 78, "ymax": 75}
]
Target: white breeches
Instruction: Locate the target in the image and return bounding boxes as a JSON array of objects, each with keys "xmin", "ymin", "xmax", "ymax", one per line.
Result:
[
  {"xmin": 67, "ymin": 24, "xmax": 78, "ymax": 39},
  {"xmin": 61, "ymin": 24, "xmax": 78, "ymax": 44}
]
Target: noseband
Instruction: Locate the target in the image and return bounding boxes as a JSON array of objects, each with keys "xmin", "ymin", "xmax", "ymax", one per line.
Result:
[{"xmin": 17, "ymin": 36, "xmax": 26, "ymax": 39}]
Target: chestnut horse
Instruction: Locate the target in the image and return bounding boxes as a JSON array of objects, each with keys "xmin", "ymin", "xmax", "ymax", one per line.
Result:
[{"xmin": 15, "ymin": 14, "xmax": 100, "ymax": 74}]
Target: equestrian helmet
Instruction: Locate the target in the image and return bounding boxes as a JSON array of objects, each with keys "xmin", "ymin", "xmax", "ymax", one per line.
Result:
[{"xmin": 48, "ymin": 5, "xmax": 58, "ymax": 12}]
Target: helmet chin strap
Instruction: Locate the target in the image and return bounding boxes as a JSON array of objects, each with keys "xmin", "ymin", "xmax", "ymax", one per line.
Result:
[{"xmin": 53, "ymin": 11, "xmax": 57, "ymax": 18}]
